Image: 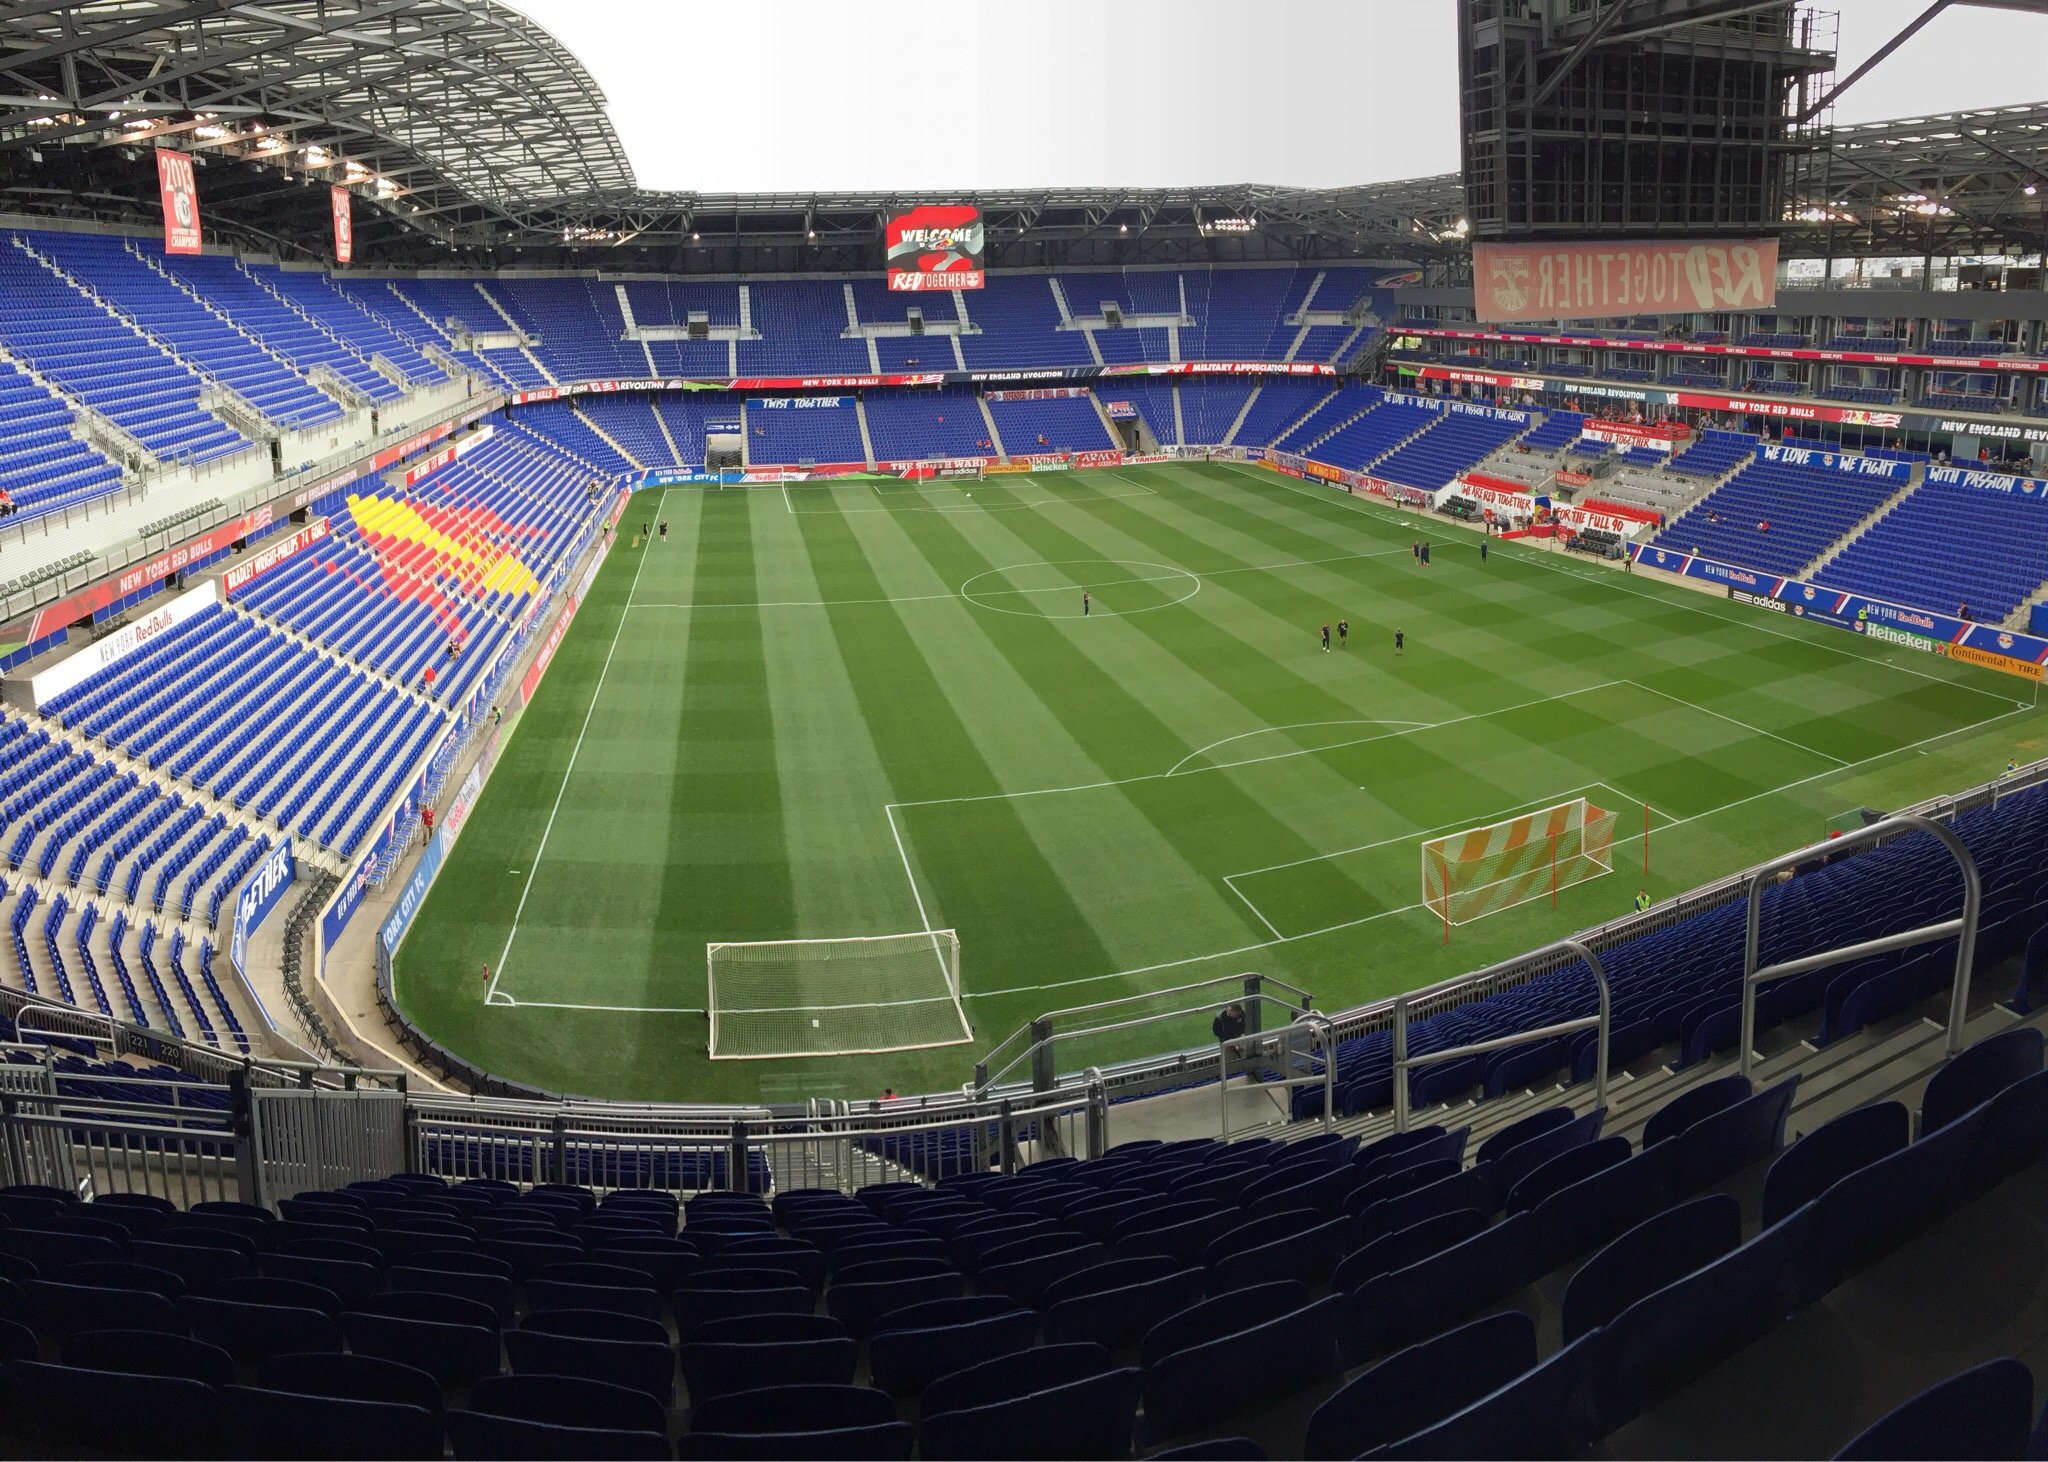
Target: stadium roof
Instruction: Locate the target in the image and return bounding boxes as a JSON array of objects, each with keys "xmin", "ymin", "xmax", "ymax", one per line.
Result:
[{"xmin": 0, "ymin": 2, "xmax": 2040, "ymax": 272}]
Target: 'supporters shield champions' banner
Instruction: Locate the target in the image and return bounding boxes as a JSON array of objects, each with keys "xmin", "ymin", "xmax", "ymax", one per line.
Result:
[
  {"xmin": 156, "ymin": 147, "xmax": 202, "ymax": 256},
  {"xmin": 886, "ymin": 204, "xmax": 984, "ymax": 291}
]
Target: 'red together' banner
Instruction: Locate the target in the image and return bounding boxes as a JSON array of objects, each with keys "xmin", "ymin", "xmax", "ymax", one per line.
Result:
[
  {"xmin": 886, "ymin": 204, "xmax": 984, "ymax": 291},
  {"xmin": 330, "ymin": 186, "xmax": 354, "ymax": 265},
  {"xmin": 156, "ymin": 148, "xmax": 202, "ymax": 256},
  {"xmin": 1471, "ymin": 237, "xmax": 1777, "ymax": 324}
]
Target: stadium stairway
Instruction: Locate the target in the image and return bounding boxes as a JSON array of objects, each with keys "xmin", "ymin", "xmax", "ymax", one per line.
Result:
[
  {"xmin": 858, "ymin": 396, "xmax": 883, "ymax": 468},
  {"xmin": 1798, "ymin": 459, "xmax": 1927, "ymax": 583},
  {"xmin": 569, "ymin": 406, "xmax": 645, "ymax": 472}
]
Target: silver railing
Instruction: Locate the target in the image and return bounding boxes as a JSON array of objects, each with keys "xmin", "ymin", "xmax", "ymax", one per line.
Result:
[
  {"xmin": 1220, "ymin": 1012, "xmax": 1338, "ymax": 1141},
  {"xmin": 972, "ymin": 972, "xmax": 1314, "ymax": 1097},
  {"xmin": 1739, "ymin": 813, "xmax": 1981, "ymax": 1075},
  {"xmin": 1391, "ymin": 938, "xmax": 1612, "ymax": 1132}
]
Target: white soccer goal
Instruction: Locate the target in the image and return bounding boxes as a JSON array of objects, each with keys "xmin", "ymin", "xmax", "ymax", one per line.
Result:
[
  {"xmin": 1420, "ymin": 798, "xmax": 1618, "ymax": 930},
  {"xmin": 706, "ymin": 929, "xmax": 970, "ymax": 1060}
]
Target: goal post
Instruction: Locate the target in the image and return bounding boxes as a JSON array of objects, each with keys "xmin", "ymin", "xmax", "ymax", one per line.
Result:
[
  {"xmin": 1421, "ymin": 798, "xmax": 1620, "ymax": 932},
  {"xmin": 705, "ymin": 929, "xmax": 971, "ymax": 1060}
]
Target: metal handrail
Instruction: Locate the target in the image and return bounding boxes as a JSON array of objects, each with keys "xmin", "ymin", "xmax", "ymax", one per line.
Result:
[
  {"xmin": 974, "ymin": 970, "xmax": 1312, "ymax": 1082},
  {"xmin": 975, "ymin": 985, "xmax": 1308, "ymax": 1096},
  {"xmin": 1219, "ymin": 1012, "xmax": 1338, "ymax": 1139},
  {"xmin": 1392, "ymin": 938, "xmax": 1611, "ymax": 1132},
  {"xmin": 1739, "ymin": 813, "xmax": 1980, "ymax": 1075}
]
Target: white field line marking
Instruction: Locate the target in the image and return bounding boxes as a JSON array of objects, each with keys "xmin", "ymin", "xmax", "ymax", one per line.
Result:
[
  {"xmin": 1167, "ymin": 718, "xmax": 1432, "ymax": 777},
  {"xmin": 486, "ymin": 700, "xmax": 2032, "ymax": 1018},
  {"xmin": 888, "ymin": 680, "xmax": 1627, "ymax": 811},
  {"xmin": 1221, "ymin": 873, "xmax": 1287, "ymax": 941},
  {"xmin": 1622, "ymin": 678, "xmax": 1851, "ymax": 768},
  {"xmin": 781, "ymin": 473, "xmax": 1157, "ymax": 514},
  {"xmin": 885, "ymin": 802, "xmax": 940, "ymax": 945},
  {"xmin": 1225, "ymin": 781, "xmax": 1645, "ymax": 882},
  {"xmin": 485, "ymin": 487, "xmax": 670, "ymax": 1004},
  {"xmin": 624, "ymin": 542, "xmax": 1410, "ymax": 613},
  {"xmin": 956, "ymin": 698, "xmax": 2032, "ymax": 1005},
  {"xmin": 1217, "ymin": 461, "xmax": 2025, "ymax": 710}
]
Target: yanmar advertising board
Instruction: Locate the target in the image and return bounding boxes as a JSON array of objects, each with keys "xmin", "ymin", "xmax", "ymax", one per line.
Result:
[{"xmin": 886, "ymin": 204, "xmax": 985, "ymax": 291}]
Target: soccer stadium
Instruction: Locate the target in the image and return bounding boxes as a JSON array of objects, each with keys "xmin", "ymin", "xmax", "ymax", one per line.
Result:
[{"xmin": 4, "ymin": 0, "xmax": 2048, "ymax": 1454}]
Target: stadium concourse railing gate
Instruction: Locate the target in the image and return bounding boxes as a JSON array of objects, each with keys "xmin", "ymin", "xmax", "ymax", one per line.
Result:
[{"xmin": 0, "ymin": 761, "xmax": 2034, "ymax": 1203}]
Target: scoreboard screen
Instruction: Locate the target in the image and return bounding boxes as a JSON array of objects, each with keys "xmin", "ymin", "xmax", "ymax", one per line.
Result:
[{"xmin": 886, "ymin": 204, "xmax": 984, "ymax": 291}]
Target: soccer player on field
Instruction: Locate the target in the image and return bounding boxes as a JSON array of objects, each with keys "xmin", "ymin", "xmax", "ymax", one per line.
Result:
[
  {"xmin": 1321, "ymin": 623, "xmax": 1331, "ymax": 653},
  {"xmin": 1338, "ymin": 619, "xmax": 1349, "ymax": 649},
  {"xmin": 1394, "ymin": 628, "xmax": 1404, "ymax": 656},
  {"xmin": 1083, "ymin": 590, "xmax": 1091, "ymax": 617}
]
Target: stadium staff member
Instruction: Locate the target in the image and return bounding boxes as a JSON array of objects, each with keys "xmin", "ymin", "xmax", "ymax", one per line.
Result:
[
  {"xmin": 1634, "ymin": 888, "xmax": 1652, "ymax": 914},
  {"xmin": 1212, "ymin": 1002, "xmax": 1247, "ymax": 1046}
]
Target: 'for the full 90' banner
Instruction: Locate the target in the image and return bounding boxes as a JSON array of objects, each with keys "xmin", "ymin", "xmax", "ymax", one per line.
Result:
[
  {"xmin": 331, "ymin": 185, "xmax": 354, "ymax": 265},
  {"xmin": 156, "ymin": 148, "xmax": 202, "ymax": 256}
]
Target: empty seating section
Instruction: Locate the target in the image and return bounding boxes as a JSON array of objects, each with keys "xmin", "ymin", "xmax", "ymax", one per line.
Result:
[
  {"xmin": 746, "ymin": 399, "xmax": 867, "ymax": 465},
  {"xmin": 1299, "ymin": 396, "xmax": 1443, "ymax": 474},
  {"xmin": 1104, "ymin": 381, "xmax": 1181, "ymax": 445},
  {"xmin": 1273, "ymin": 385, "xmax": 1381, "ymax": 454},
  {"xmin": 1174, "ymin": 379, "xmax": 1255, "ymax": 445},
  {"xmin": 0, "ymin": 715, "xmax": 257, "ymax": 1045},
  {"xmin": 1665, "ymin": 429, "xmax": 1757, "ymax": 479},
  {"xmin": 250, "ymin": 266, "xmax": 448, "ymax": 387},
  {"xmin": 580, "ymin": 396, "xmax": 683, "ymax": 467},
  {"xmin": 654, "ymin": 397, "xmax": 721, "ymax": 465},
  {"xmin": 152, "ymin": 253, "xmax": 401, "ymax": 405},
  {"xmin": 1653, "ymin": 453, "xmax": 1903, "ymax": 578},
  {"xmin": 0, "ymin": 238, "xmax": 246, "ymax": 465},
  {"xmin": 383, "ymin": 278, "xmax": 550, "ymax": 388},
  {"xmin": 1518, "ymin": 410, "xmax": 1584, "ymax": 451},
  {"xmin": 1234, "ymin": 379, "xmax": 1340, "ymax": 447},
  {"xmin": 738, "ymin": 281, "xmax": 868, "ymax": 375},
  {"xmin": 958, "ymin": 276, "xmax": 1093, "ymax": 369},
  {"xmin": 1816, "ymin": 474, "xmax": 2048, "ymax": 621},
  {"xmin": 33, "ymin": 234, "xmax": 341, "ymax": 430},
  {"xmin": 1373, "ymin": 411, "xmax": 1527, "ymax": 491},
  {"xmin": 986, "ymin": 394, "xmax": 1114, "ymax": 454},
  {"xmin": 863, "ymin": 388, "xmax": 991, "ymax": 460},
  {"xmin": 511, "ymin": 402, "xmax": 637, "ymax": 474},
  {"xmin": 0, "ymin": 359, "xmax": 122, "ymax": 520},
  {"xmin": 495, "ymin": 276, "xmax": 643, "ymax": 382}
]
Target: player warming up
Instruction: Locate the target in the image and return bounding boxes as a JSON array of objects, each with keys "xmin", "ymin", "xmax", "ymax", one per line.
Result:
[
  {"xmin": 1394, "ymin": 628, "xmax": 1405, "ymax": 657},
  {"xmin": 1083, "ymin": 590, "xmax": 1091, "ymax": 617},
  {"xmin": 1321, "ymin": 623, "xmax": 1331, "ymax": 653},
  {"xmin": 1338, "ymin": 619, "xmax": 1349, "ymax": 649}
]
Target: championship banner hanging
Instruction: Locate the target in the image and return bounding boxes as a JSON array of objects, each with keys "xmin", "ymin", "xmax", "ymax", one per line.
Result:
[
  {"xmin": 1471, "ymin": 238, "xmax": 1776, "ymax": 324},
  {"xmin": 886, "ymin": 204, "xmax": 984, "ymax": 292},
  {"xmin": 156, "ymin": 148, "xmax": 202, "ymax": 256},
  {"xmin": 330, "ymin": 186, "xmax": 354, "ymax": 265}
]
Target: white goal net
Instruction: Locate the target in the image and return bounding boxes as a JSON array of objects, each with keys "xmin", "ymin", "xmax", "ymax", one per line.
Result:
[
  {"xmin": 706, "ymin": 929, "xmax": 970, "ymax": 1060},
  {"xmin": 1421, "ymin": 798, "xmax": 1617, "ymax": 928}
]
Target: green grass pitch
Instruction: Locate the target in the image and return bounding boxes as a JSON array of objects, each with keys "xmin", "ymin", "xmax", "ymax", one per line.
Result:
[{"xmin": 390, "ymin": 460, "xmax": 2043, "ymax": 1102}]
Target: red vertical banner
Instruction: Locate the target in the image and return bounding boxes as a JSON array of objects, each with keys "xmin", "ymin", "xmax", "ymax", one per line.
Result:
[
  {"xmin": 155, "ymin": 148, "xmax": 202, "ymax": 256},
  {"xmin": 330, "ymin": 185, "xmax": 354, "ymax": 265}
]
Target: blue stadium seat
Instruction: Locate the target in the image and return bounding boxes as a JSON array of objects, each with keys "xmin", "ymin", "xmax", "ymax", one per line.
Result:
[
  {"xmin": 3, "ymin": 1360, "xmax": 222, "ymax": 1459},
  {"xmin": 867, "ymin": 1303, "xmax": 1037, "ymax": 1397},
  {"xmin": 1371, "ymin": 1329, "xmax": 1605, "ymax": 1459},
  {"xmin": 921, "ymin": 1368, "xmax": 1141, "ymax": 1461},
  {"xmin": 1921, "ymin": 1027, "xmax": 2045, "ymax": 1136},
  {"xmin": 1836, "ymin": 1357, "xmax": 2034, "ymax": 1461},
  {"xmin": 1761, "ymin": 1102, "xmax": 1910, "ymax": 1226},
  {"xmin": 1304, "ymin": 1311, "xmax": 1537, "ymax": 1460},
  {"xmin": 1560, "ymin": 1194, "xmax": 1743, "ymax": 1342},
  {"xmin": 221, "ymin": 1385, "xmax": 442, "ymax": 1462},
  {"xmin": 1141, "ymin": 1295, "xmax": 1345, "ymax": 1443}
]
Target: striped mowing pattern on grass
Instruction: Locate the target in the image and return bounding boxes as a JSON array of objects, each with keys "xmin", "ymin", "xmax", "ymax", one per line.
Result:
[{"xmin": 392, "ymin": 462, "xmax": 2040, "ymax": 1103}]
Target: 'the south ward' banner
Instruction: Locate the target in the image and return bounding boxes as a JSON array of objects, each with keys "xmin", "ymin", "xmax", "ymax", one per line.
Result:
[
  {"xmin": 156, "ymin": 148, "xmax": 202, "ymax": 256},
  {"xmin": 886, "ymin": 204, "xmax": 984, "ymax": 292}
]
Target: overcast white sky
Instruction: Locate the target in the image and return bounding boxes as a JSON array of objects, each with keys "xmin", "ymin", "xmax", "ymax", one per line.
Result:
[{"xmin": 508, "ymin": 0, "xmax": 2048, "ymax": 194}]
